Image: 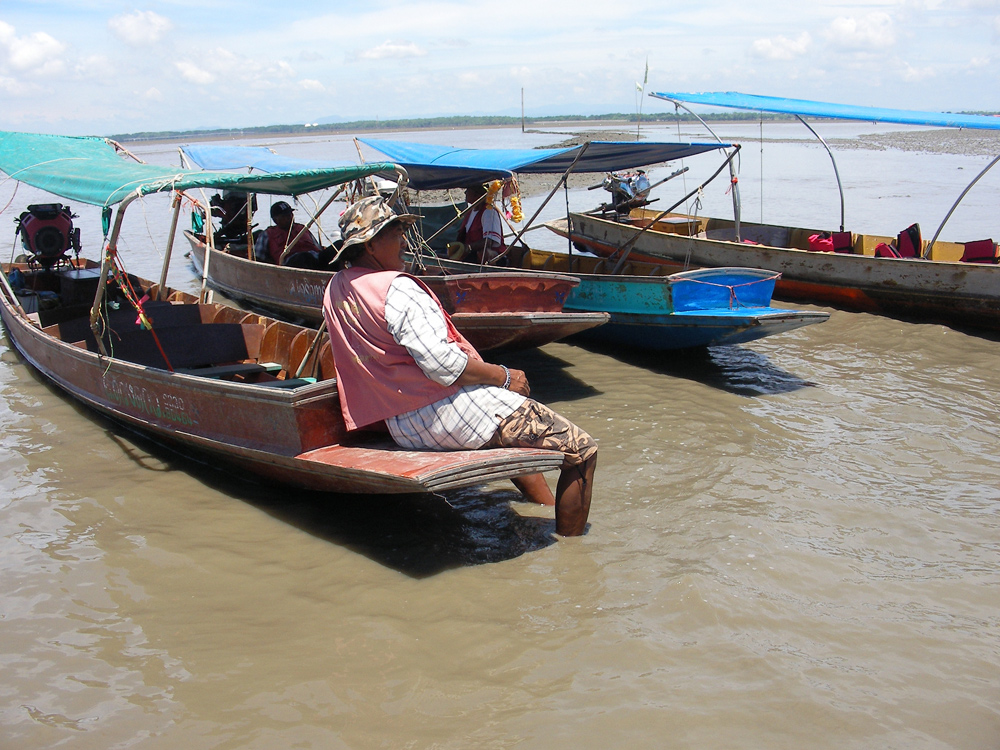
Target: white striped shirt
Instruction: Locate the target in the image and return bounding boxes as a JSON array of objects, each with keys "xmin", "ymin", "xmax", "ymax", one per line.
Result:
[{"xmin": 383, "ymin": 276, "xmax": 525, "ymax": 450}]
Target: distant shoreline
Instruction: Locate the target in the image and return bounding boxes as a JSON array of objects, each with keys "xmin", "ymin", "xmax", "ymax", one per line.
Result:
[
  {"xmin": 107, "ymin": 113, "xmax": 791, "ymax": 144},
  {"xmin": 112, "ymin": 113, "xmax": 1000, "ymax": 159},
  {"xmin": 108, "ymin": 108, "xmax": 1000, "ymax": 145}
]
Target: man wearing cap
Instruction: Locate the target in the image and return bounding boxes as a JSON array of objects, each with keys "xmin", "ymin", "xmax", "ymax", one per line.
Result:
[
  {"xmin": 257, "ymin": 200, "xmax": 322, "ymax": 266},
  {"xmin": 322, "ymin": 196, "xmax": 597, "ymax": 536}
]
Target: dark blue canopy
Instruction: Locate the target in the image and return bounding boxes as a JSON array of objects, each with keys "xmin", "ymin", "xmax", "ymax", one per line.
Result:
[
  {"xmin": 650, "ymin": 91, "xmax": 1000, "ymax": 131},
  {"xmin": 358, "ymin": 138, "xmax": 729, "ymax": 190}
]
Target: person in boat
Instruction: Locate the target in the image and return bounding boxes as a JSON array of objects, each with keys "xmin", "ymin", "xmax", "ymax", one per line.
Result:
[
  {"xmin": 322, "ymin": 196, "xmax": 597, "ymax": 536},
  {"xmin": 455, "ymin": 183, "xmax": 506, "ymax": 265},
  {"xmin": 210, "ymin": 190, "xmax": 257, "ymax": 244},
  {"xmin": 255, "ymin": 200, "xmax": 323, "ymax": 267}
]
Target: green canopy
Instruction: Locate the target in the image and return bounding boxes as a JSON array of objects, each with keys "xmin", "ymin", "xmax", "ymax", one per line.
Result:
[{"xmin": 0, "ymin": 131, "xmax": 397, "ymax": 207}]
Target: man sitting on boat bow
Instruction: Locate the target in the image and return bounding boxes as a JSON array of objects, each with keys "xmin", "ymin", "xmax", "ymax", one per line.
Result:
[
  {"xmin": 454, "ymin": 183, "xmax": 506, "ymax": 265},
  {"xmin": 322, "ymin": 196, "xmax": 597, "ymax": 536},
  {"xmin": 255, "ymin": 200, "xmax": 323, "ymax": 268}
]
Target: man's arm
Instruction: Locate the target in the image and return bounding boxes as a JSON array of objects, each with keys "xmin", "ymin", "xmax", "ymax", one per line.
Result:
[
  {"xmin": 454, "ymin": 357, "xmax": 529, "ymax": 396},
  {"xmin": 386, "ymin": 277, "xmax": 528, "ymax": 396}
]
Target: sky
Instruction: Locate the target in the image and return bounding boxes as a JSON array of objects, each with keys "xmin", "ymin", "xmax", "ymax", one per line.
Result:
[{"xmin": 0, "ymin": 0, "xmax": 997, "ymax": 136}]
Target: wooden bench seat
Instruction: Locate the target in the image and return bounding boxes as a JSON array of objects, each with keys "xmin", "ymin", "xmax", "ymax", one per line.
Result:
[{"xmin": 84, "ymin": 323, "xmax": 261, "ymax": 370}]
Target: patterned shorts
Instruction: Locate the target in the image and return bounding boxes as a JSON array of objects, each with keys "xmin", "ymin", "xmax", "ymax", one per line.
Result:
[{"xmin": 484, "ymin": 399, "xmax": 597, "ymax": 468}]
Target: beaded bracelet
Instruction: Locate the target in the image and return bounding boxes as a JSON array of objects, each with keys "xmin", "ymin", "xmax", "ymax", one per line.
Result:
[{"xmin": 500, "ymin": 364, "xmax": 511, "ymax": 390}]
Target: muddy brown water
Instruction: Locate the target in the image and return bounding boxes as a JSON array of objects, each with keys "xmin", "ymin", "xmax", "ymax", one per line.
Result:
[{"xmin": 2, "ymin": 125, "xmax": 999, "ymax": 748}]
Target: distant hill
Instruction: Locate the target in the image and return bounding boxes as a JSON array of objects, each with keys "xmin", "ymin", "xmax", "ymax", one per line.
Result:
[
  {"xmin": 107, "ymin": 111, "xmax": 792, "ymax": 143},
  {"xmin": 109, "ymin": 109, "xmax": 999, "ymax": 143}
]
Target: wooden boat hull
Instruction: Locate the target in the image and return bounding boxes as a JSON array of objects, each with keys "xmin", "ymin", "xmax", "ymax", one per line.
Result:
[
  {"xmin": 0, "ymin": 262, "xmax": 564, "ymax": 495},
  {"xmin": 186, "ymin": 233, "xmax": 608, "ymax": 351},
  {"xmin": 419, "ymin": 253, "xmax": 829, "ymax": 350},
  {"xmin": 551, "ymin": 213, "xmax": 1000, "ymax": 330}
]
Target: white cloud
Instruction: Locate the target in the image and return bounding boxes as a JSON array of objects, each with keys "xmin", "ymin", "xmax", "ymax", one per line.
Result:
[
  {"xmin": 0, "ymin": 75, "xmax": 30, "ymax": 95},
  {"xmin": 825, "ymin": 13, "xmax": 895, "ymax": 48},
  {"xmin": 750, "ymin": 32, "xmax": 811, "ymax": 61},
  {"xmin": 901, "ymin": 63, "xmax": 935, "ymax": 81},
  {"xmin": 176, "ymin": 61, "xmax": 215, "ymax": 85},
  {"xmin": 359, "ymin": 41, "xmax": 426, "ymax": 60},
  {"xmin": 0, "ymin": 21, "xmax": 66, "ymax": 77},
  {"xmin": 144, "ymin": 87, "xmax": 163, "ymax": 101},
  {"xmin": 299, "ymin": 79, "xmax": 324, "ymax": 91},
  {"xmin": 75, "ymin": 55, "xmax": 114, "ymax": 79},
  {"xmin": 108, "ymin": 11, "xmax": 173, "ymax": 46}
]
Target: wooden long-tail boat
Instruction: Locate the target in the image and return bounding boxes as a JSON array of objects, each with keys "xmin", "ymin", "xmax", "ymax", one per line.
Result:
[
  {"xmin": 0, "ymin": 131, "xmax": 563, "ymax": 494},
  {"xmin": 546, "ymin": 92, "xmax": 1000, "ymax": 331},
  {"xmin": 184, "ymin": 233, "xmax": 609, "ymax": 352},
  {"xmin": 549, "ymin": 208, "xmax": 1000, "ymax": 331}
]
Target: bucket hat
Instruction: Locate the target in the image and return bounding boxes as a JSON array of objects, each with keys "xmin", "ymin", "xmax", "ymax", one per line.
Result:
[{"xmin": 338, "ymin": 196, "xmax": 417, "ymax": 254}]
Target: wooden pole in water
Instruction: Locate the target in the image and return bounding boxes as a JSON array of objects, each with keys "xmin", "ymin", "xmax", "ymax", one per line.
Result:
[{"xmin": 521, "ymin": 89, "xmax": 525, "ymax": 133}]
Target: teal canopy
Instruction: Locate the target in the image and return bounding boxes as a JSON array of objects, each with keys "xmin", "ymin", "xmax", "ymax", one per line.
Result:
[
  {"xmin": 650, "ymin": 92, "xmax": 1000, "ymax": 131},
  {"xmin": 0, "ymin": 131, "xmax": 397, "ymax": 207}
]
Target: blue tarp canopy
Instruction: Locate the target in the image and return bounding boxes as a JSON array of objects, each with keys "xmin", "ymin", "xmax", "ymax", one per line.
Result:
[
  {"xmin": 0, "ymin": 131, "xmax": 395, "ymax": 207},
  {"xmin": 650, "ymin": 91, "xmax": 1000, "ymax": 131},
  {"xmin": 358, "ymin": 138, "xmax": 730, "ymax": 190},
  {"xmin": 180, "ymin": 144, "xmax": 357, "ymax": 173}
]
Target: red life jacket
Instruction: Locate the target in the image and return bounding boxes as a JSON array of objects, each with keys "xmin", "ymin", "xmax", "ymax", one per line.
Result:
[{"xmin": 459, "ymin": 207, "xmax": 506, "ymax": 262}]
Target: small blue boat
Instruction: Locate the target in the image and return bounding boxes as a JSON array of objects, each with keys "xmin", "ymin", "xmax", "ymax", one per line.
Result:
[{"xmin": 561, "ymin": 264, "xmax": 828, "ymax": 350}]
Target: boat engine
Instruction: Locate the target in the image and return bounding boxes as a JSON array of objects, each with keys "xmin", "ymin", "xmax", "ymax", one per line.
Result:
[
  {"xmin": 602, "ymin": 171, "xmax": 652, "ymax": 214},
  {"xmin": 15, "ymin": 203, "xmax": 81, "ymax": 269}
]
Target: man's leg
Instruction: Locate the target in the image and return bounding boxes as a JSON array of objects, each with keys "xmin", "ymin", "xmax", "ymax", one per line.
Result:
[
  {"xmin": 485, "ymin": 399, "xmax": 597, "ymax": 533},
  {"xmin": 554, "ymin": 454, "xmax": 597, "ymax": 536},
  {"xmin": 512, "ymin": 473, "xmax": 555, "ymax": 506}
]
